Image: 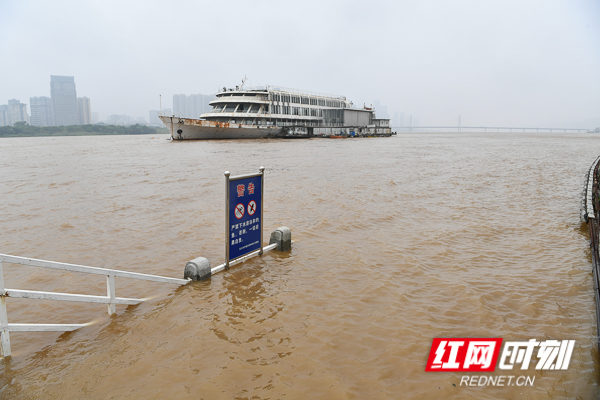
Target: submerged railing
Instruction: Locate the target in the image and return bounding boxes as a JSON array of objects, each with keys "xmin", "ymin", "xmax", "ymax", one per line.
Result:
[
  {"xmin": 583, "ymin": 156, "xmax": 600, "ymax": 347},
  {"xmin": 0, "ymin": 254, "xmax": 190, "ymax": 358}
]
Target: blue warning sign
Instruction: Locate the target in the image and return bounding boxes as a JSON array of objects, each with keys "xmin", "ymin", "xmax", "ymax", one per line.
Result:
[{"xmin": 227, "ymin": 173, "xmax": 262, "ymax": 261}]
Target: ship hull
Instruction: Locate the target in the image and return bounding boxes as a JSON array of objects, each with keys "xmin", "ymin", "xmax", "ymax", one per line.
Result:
[
  {"xmin": 159, "ymin": 116, "xmax": 394, "ymax": 140},
  {"xmin": 160, "ymin": 116, "xmax": 283, "ymax": 140}
]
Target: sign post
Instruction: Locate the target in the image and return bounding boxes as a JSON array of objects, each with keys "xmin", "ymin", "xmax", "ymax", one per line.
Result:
[{"xmin": 225, "ymin": 167, "xmax": 265, "ymax": 269}]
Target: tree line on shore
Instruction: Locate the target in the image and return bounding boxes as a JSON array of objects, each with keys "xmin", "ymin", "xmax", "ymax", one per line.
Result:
[{"xmin": 0, "ymin": 122, "xmax": 168, "ymax": 137}]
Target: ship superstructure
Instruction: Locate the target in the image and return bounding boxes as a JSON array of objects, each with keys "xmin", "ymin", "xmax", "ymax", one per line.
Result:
[{"xmin": 160, "ymin": 82, "xmax": 393, "ymax": 140}]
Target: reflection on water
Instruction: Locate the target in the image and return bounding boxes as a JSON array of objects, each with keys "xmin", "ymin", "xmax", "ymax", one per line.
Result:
[{"xmin": 0, "ymin": 132, "xmax": 598, "ymax": 399}]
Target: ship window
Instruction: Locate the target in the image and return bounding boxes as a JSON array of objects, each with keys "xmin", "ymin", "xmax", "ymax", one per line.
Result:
[
  {"xmin": 318, "ymin": 99, "xmax": 325, "ymax": 106},
  {"xmin": 301, "ymin": 96, "xmax": 309, "ymax": 104},
  {"xmin": 225, "ymin": 104, "xmax": 236, "ymax": 112},
  {"xmin": 310, "ymin": 97, "xmax": 317, "ymax": 105}
]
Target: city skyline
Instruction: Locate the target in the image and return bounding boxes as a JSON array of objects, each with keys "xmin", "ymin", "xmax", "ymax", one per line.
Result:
[{"xmin": 1, "ymin": 0, "xmax": 599, "ymax": 128}]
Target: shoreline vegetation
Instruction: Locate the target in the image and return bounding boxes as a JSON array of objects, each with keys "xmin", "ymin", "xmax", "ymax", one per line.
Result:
[{"xmin": 0, "ymin": 122, "xmax": 168, "ymax": 138}]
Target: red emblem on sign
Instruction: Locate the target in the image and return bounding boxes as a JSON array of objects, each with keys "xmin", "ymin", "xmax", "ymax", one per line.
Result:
[
  {"xmin": 248, "ymin": 200, "xmax": 257, "ymax": 215},
  {"xmin": 234, "ymin": 203, "xmax": 245, "ymax": 219}
]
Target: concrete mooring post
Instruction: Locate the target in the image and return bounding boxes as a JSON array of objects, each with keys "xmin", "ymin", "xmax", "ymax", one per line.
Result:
[
  {"xmin": 269, "ymin": 226, "xmax": 292, "ymax": 252},
  {"xmin": 184, "ymin": 227, "xmax": 292, "ymax": 281},
  {"xmin": 184, "ymin": 257, "xmax": 211, "ymax": 281}
]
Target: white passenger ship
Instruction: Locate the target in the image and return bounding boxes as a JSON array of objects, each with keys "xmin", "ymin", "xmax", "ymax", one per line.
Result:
[{"xmin": 160, "ymin": 81, "xmax": 393, "ymax": 140}]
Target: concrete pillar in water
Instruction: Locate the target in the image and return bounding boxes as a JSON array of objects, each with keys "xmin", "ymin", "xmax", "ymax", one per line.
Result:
[
  {"xmin": 184, "ymin": 257, "xmax": 211, "ymax": 281},
  {"xmin": 269, "ymin": 226, "xmax": 292, "ymax": 252}
]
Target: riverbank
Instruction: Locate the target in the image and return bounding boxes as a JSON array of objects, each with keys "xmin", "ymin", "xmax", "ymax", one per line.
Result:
[{"xmin": 0, "ymin": 123, "xmax": 167, "ymax": 138}]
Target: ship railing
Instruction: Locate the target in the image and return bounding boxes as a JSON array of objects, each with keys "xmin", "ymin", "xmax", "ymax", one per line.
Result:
[
  {"xmin": 271, "ymin": 121, "xmax": 354, "ymax": 128},
  {"xmin": 0, "ymin": 253, "xmax": 190, "ymax": 358},
  {"xmin": 238, "ymin": 85, "xmax": 347, "ymax": 101}
]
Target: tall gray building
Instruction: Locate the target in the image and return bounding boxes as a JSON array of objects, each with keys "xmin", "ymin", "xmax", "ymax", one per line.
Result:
[
  {"xmin": 51, "ymin": 75, "xmax": 78, "ymax": 126},
  {"xmin": 173, "ymin": 94, "xmax": 187, "ymax": 117},
  {"xmin": 0, "ymin": 105, "xmax": 8, "ymax": 127},
  {"xmin": 30, "ymin": 96, "xmax": 54, "ymax": 126},
  {"xmin": 0, "ymin": 100, "xmax": 29, "ymax": 126},
  {"xmin": 77, "ymin": 97, "xmax": 91, "ymax": 125}
]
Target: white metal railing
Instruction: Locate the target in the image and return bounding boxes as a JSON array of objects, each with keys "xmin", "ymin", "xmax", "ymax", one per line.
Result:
[
  {"xmin": 211, "ymin": 243, "xmax": 278, "ymax": 275},
  {"xmin": 0, "ymin": 253, "xmax": 190, "ymax": 358}
]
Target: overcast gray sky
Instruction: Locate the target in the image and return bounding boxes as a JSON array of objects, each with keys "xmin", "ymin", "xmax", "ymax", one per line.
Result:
[{"xmin": 1, "ymin": 0, "xmax": 599, "ymax": 127}]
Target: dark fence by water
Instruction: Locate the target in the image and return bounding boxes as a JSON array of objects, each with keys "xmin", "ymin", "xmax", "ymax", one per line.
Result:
[{"xmin": 583, "ymin": 156, "xmax": 600, "ymax": 347}]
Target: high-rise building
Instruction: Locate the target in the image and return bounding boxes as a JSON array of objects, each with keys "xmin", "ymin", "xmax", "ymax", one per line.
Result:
[
  {"xmin": 30, "ymin": 96, "xmax": 54, "ymax": 126},
  {"xmin": 173, "ymin": 94, "xmax": 187, "ymax": 117},
  {"xmin": 77, "ymin": 97, "xmax": 91, "ymax": 125},
  {"xmin": 186, "ymin": 95, "xmax": 197, "ymax": 118},
  {"xmin": 51, "ymin": 75, "xmax": 78, "ymax": 126},
  {"xmin": 4, "ymin": 100, "xmax": 30, "ymax": 126},
  {"xmin": 0, "ymin": 100, "xmax": 29, "ymax": 126},
  {"xmin": 0, "ymin": 105, "xmax": 8, "ymax": 127}
]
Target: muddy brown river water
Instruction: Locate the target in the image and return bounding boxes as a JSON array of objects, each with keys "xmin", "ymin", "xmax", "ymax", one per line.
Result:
[{"xmin": 0, "ymin": 132, "xmax": 599, "ymax": 399}]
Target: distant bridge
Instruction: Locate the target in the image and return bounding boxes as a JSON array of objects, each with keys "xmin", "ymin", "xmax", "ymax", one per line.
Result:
[{"xmin": 393, "ymin": 126, "xmax": 592, "ymax": 133}]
